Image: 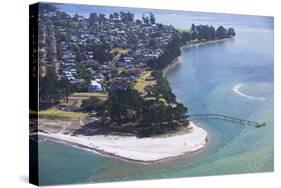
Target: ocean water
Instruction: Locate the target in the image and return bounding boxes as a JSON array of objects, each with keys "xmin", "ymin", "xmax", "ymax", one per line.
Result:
[
  {"xmin": 35, "ymin": 4, "xmax": 274, "ymax": 185},
  {"xmin": 132, "ymin": 26, "xmax": 274, "ymax": 179}
]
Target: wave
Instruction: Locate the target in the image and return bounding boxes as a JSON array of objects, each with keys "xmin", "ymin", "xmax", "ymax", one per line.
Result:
[{"xmin": 233, "ymin": 83, "xmax": 266, "ymax": 100}]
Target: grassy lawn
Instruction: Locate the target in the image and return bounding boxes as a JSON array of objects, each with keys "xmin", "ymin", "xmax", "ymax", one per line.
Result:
[
  {"xmin": 133, "ymin": 71, "xmax": 156, "ymax": 94},
  {"xmin": 112, "ymin": 48, "xmax": 130, "ymax": 55},
  {"xmin": 70, "ymin": 92, "xmax": 108, "ymax": 100},
  {"xmin": 67, "ymin": 92, "xmax": 108, "ymax": 109},
  {"xmin": 35, "ymin": 92, "xmax": 108, "ymax": 120},
  {"xmin": 38, "ymin": 108, "xmax": 88, "ymax": 120},
  {"xmin": 31, "ymin": 92, "xmax": 109, "ymax": 120},
  {"xmin": 143, "ymin": 96, "xmax": 168, "ymax": 105},
  {"xmin": 176, "ymin": 28, "xmax": 189, "ymax": 33}
]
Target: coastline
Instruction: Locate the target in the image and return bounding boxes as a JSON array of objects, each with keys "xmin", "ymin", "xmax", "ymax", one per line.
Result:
[
  {"xmin": 162, "ymin": 38, "xmax": 234, "ymax": 76},
  {"xmin": 162, "ymin": 57, "xmax": 181, "ymax": 76},
  {"xmin": 32, "ymin": 121, "xmax": 208, "ymax": 163},
  {"xmin": 182, "ymin": 37, "xmax": 234, "ymax": 49},
  {"xmin": 30, "ymin": 38, "xmax": 236, "ymax": 164}
]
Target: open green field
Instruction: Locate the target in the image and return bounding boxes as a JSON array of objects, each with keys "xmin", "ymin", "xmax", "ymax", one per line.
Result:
[
  {"xmin": 69, "ymin": 92, "xmax": 108, "ymax": 109},
  {"xmin": 70, "ymin": 92, "xmax": 108, "ymax": 100},
  {"xmin": 31, "ymin": 92, "xmax": 108, "ymax": 120},
  {"xmin": 37, "ymin": 108, "xmax": 88, "ymax": 120},
  {"xmin": 133, "ymin": 71, "xmax": 156, "ymax": 94}
]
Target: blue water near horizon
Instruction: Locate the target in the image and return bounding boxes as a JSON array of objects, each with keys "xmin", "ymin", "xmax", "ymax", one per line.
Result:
[
  {"xmin": 35, "ymin": 3, "xmax": 274, "ymax": 185},
  {"xmin": 54, "ymin": 2, "xmax": 273, "ymax": 30}
]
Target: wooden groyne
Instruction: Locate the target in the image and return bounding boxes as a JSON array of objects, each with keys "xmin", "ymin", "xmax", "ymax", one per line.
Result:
[{"xmin": 188, "ymin": 114, "xmax": 266, "ymax": 128}]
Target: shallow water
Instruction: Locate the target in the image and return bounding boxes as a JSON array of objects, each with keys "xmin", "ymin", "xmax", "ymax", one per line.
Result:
[
  {"xmin": 35, "ymin": 5, "xmax": 274, "ymax": 185},
  {"xmin": 128, "ymin": 27, "xmax": 274, "ymax": 180}
]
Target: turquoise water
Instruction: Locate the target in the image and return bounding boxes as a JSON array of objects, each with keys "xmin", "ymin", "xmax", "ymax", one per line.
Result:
[
  {"xmin": 131, "ymin": 27, "xmax": 274, "ymax": 179},
  {"xmin": 35, "ymin": 4, "xmax": 274, "ymax": 185}
]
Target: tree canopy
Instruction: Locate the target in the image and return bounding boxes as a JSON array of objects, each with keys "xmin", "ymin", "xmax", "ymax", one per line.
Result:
[
  {"xmin": 92, "ymin": 43, "xmax": 112, "ymax": 63},
  {"xmin": 39, "ymin": 67, "xmax": 73, "ymax": 108},
  {"xmin": 81, "ymin": 96, "xmax": 105, "ymax": 112},
  {"xmin": 183, "ymin": 24, "xmax": 236, "ymax": 43}
]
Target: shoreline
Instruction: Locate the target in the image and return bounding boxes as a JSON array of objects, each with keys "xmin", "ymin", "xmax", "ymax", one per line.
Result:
[
  {"xmin": 32, "ymin": 121, "xmax": 208, "ymax": 164},
  {"xmin": 30, "ymin": 38, "xmax": 235, "ymax": 164},
  {"xmin": 162, "ymin": 57, "xmax": 181, "ymax": 76},
  {"xmin": 182, "ymin": 37, "xmax": 234, "ymax": 49},
  {"xmin": 162, "ymin": 38, "xmax": 234, "ymax": 77}
]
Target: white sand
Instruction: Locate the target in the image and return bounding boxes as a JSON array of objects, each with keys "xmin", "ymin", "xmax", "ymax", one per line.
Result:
[{"xmin": 37, "ymin": 122, "xmax": 208, "ymax": 162}]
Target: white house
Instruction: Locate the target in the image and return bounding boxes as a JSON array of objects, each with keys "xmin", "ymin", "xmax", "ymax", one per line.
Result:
[{"xmin": 88, "ymin": 80, "xmax": 103, "ymax": 93}]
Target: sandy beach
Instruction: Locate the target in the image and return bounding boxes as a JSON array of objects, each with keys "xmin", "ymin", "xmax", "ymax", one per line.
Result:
[
  {"xmin": 162, "ymin": 57, "xmax": 181, "ymax": 76},
  {"xmin": 183, "ymin": 38, "xmax": 234, "ymax": 48},
  {"xmin": 35, "ymin": 121, "xmax": 207, "ymax": 163}
]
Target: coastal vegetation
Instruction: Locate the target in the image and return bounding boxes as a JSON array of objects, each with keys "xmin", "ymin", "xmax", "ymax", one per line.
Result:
[
  {"xmin": 80, "ymin": 96, "xmax": 105, "ymax": 112},
  {"xmin": 149, "ymin": 35, "xmax": 182, "ymax": 69},
  {"xmin": 39, "ymin": 67, "xmax": 74, "ymax": 109},
  {"xmin": 80, "ymin": 86, "xmax": 188, "ymax": 137},
  {"xmin": 37, "ymin": 4, "xmax": 236, "ymax": 137},
  {"xmin": 30, "ymin": 4, "xmax": 273, "ymax": 180},
  {"xmin": 180, "ymin": 24, "xmax": 236, "ymax": 43},
  {"xmin": 133, "ymin": 71, "xmax": 156, "ymax": 95}
]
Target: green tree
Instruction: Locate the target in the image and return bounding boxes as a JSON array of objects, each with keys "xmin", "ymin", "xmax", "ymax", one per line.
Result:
[
  {"xmin": 81, "ymin": 96, "xmax": 104, "ymax": 112},
  {"xmin": 106, "ymin": 87, "xmax": 142, "ymax": 123},
  {"xmin": 39, "ymin": 67, "xmax": 72, "ymax": 105},
  {"xmin": 149, "ymin": 12, "xmax": 156, "ymax": 24},
  {"xmin": 120, "ymin": 12, "xmax": 134, "ymax": 23},
  {"xmin": 227, "ymin": 27, "xmax": 236, "ymax": 37},
  {"xmin": 109, "ymin": 13, "xmax": 114, "ymax": 20},
  {"xmin": 216, "ymin": 25, "xmax": 227, "ymax": 39},
  {"xmin": 191, "ymin": 23, "xmax": 196, "ymax": 32},
  {"xmin": 209, "ymin": 26, "xmax": 216, "ymax": 40},
  {"xmin": 89, "ymin": 13, "xmax": 98, "ymax": 25},
  {"xmin": 39, "ymin": 67, "xmax": 59, "ymax": 102},
  {"xmin": 142, "ymin": 14, "xmax": 149, "ymax": 25},
  {"xmin": 181, "ymin": 31, "xmax": 191, "ymax": 44},
  {"xmin": 92, "ymin": 43, "xmax": 112, "ymax": 63},
  {"xmin": 135, "ymin": 19, "xmax": 142, "ymax": 25},
  {"xmin": 113, "ymin": 12, "xmax": 119, "ymax": 19},
  {"xmin": 191, "ymin": 31, "xmax": 198, "ymax": 40}
]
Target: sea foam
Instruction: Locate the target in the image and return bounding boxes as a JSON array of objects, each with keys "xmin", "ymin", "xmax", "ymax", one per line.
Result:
[{"xmin": 233, "ymin": 83, "xmax": 266, "ymax": 101}]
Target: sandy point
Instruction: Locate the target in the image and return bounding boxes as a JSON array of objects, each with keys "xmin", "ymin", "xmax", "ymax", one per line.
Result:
[{"xmin": 35, "ymin": 121, "xmax": 208, "ymax": 163}]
